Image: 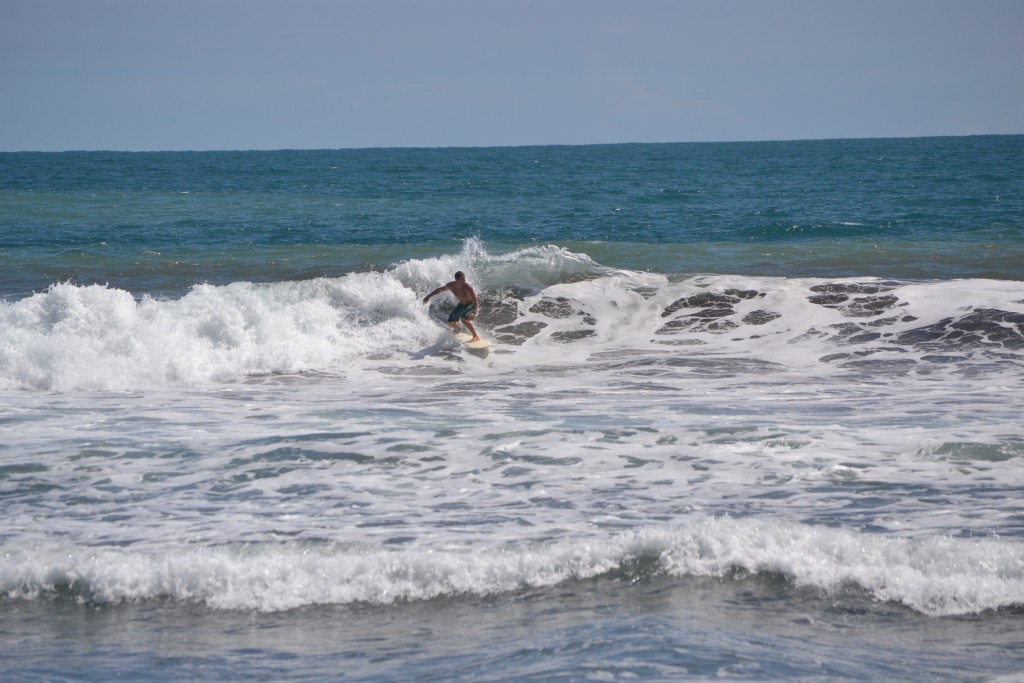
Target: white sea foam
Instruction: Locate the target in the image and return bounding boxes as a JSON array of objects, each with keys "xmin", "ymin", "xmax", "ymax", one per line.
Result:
[
  {"xmin": 0, "ymin": 275, "xmax": 432, "ymax": 391},
  {"xmin": 2, "ymin": 518, "xmax": 1021, "ymax": 616},
  {"xmin": 3, "ymin": 244, "xmax": 1022, "ymax": 391},
  {"xmin": 2, "ymin": 243, "xmax": 1023, "ymax": 625}
]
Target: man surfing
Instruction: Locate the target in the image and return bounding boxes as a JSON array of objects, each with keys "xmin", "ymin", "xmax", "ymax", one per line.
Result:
[{"xmin": 423, "ymin": 271, "xmax": 480, "ymax": 342}]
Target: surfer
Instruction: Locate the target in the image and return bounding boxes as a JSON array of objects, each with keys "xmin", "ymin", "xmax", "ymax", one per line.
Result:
[{"xmin": 423, "ymin": 271, "xmax": 480, "ymax": 342}]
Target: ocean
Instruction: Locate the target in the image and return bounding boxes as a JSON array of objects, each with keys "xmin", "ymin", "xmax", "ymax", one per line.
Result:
[{"xmin": 1, "ymin": 136, "xmax": 1023, "ymax": 681}]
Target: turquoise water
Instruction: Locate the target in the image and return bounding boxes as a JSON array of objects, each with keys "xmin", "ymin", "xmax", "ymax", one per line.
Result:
[
  {"xmin": 3, "ymin": 136, "xmax": 1021, "ymax": 299},
  {"xmin": 2, "ymin": 136, "xmax": 1024, "ymax": 681}
]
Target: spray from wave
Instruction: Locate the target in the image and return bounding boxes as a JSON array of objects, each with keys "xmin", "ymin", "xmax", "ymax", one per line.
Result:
[{"xmin": 2, "ymin": 239, "xmax": 1023, "ymax": 391}]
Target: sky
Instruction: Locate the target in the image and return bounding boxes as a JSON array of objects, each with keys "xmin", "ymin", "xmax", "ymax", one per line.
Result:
[{"xmin": 2, "ymin": 0, "xmax": 1022, "ymax": 152}]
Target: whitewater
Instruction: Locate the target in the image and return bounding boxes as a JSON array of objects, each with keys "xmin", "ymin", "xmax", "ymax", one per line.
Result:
[
  {"xmin": 3, "ymin": 241, "xmax": 1023, "ymax": 617},
  {"xmin": 3, "ymin": 138, "xmax": 1024, "ymax": 681}
]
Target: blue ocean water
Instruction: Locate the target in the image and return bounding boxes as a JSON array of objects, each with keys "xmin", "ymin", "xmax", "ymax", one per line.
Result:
[{"xmin": 2, "ymin": 136, "xmax": 1024, "ymax": 681}]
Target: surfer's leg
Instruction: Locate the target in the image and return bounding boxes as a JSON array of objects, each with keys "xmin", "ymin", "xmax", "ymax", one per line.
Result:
[
  {"xmin": 462, "ymin": 318, "xmax": 479, "ymax": 342},
  {"xmin": 448, "ymin": 304, "xmax": 469, "ymax": 334},
  {"xmin": 447, "ymin": 306, "xmax": 461, "ymax": 333}
]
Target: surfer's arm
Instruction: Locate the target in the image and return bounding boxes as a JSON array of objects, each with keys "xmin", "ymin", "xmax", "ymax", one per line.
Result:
[{"xmin": 423, "ymin": 284, "xmax": 450, "ymax": 303}]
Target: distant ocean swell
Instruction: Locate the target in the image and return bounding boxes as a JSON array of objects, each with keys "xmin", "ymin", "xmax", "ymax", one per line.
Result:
[{"xmin": 3, "ymin": 518, "xmax": 1021, "ymax": 617}]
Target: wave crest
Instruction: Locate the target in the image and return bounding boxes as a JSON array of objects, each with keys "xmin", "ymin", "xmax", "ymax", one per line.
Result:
[
  {"xmin": 3, "ymin": 518, "xmax": 1021, "ymax": 616},
  {"xmin": 3, "ymin": 243, "xmax": 1023, "ymax": 391}
]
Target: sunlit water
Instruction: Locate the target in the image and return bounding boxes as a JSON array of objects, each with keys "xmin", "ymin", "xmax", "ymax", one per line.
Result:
[{"xmin": 2, "ymin": 137, "xmax": 1023, "ymax": 680}]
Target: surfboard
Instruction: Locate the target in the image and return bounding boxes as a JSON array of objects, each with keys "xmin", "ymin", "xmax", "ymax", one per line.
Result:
[{"xmin": 456, "ymin": 332, "xmax": 492, "ymax": 350}]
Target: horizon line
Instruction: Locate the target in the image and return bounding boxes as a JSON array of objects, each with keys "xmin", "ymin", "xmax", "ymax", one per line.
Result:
[{"xmin": 2, "ymin": 132, "xmax": 1021, "ymax": 155}]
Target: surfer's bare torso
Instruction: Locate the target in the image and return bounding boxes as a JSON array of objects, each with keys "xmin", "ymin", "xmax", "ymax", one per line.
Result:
[
  {"xmin": 422, "ymin": 271, "xmax": 481, "ymax": 342},
  {"xmin": 445, "ymin": 280, "xmax": 476, "ymax": 305}
]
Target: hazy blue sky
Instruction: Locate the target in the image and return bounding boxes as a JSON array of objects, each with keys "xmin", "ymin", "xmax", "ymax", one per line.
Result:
[{"xmin": 3, "ymin": 0, "xmax": 1022, "ymax": 151}]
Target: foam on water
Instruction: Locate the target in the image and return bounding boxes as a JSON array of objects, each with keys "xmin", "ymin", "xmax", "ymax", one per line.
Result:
[
  {"xmin": 2, "ymin": 241, "xmax": 1023, "ymax": 623},
  {"xmin": 2, "ymin": 518, "xmax": 1021, "ymax": 616},
  {"xmin": 0, "ymin": 275, "xmax": 429, "ymax": 392},
  {"xmin": 4, "ymin": 139, "xmax": 1024, "ymax": 680},
  {"xmin": 3, "ymin": 241, "xmax": 1022, "ymax": 392}
]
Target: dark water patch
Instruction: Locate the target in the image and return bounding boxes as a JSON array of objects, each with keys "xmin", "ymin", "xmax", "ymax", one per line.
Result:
[
  {"xmin": 483, "ymin": 429, "xmax": 555, "ymax": 441},
  {"xmin": 656, "ymin": 289, "xmax": 770, "ymax": 335},
  {"xmin": 742, "ymin": 309, "xmax": 781, "ymax": 325},
  {"xmin": 920, "ymin": 354, "xmax": 968, "ymax": 363},
  {"xmin": 897, "ymin": 308, "xmax": 1024, "ymax": 351},
  {"xmin": 386, "ymin": 442, "xmax": 433, "ymax": 454},
  {"xmin": 493, "ymin": 320, "xmax": 547, "ymax": 345},
  {"xmin": 551, "ymin": 329, "xmax": 596, "ymax": 343},
  {"xmin": 657, "ymin": 316, "xmax": 739, "ymax": 335},
  {"xmin": 808, "ymin": 282, "xmax": 903, "ymax": 317},
  {"xmin": 0, "ymin": 462, "xmax": 49, "ymax": 478},
  {"xmin": 483, "ymin": 448, "xmax": 582, "ymax": 468},
  {"xmin": 228, "ymin": 448, "xmax": 376, "ymax": 468},
  {"xmin": 236, "ymin": 431, "xmax": 374, "ymax": 446},
  {"xmin": 661, "ymin": 289, "xmax": 763, "ymax": 317},
  {"xmin": 275, "ymin": 483, "xmax": 333, "ymax": 497},
  {"xmin": 929, "ymin": 440, "xmax": 1024, "ymax": 462},
  {"xmin": 476, "ymin": 294, "xmax": 520, "ymax": 327},
  {"xmin": 528, "ymin": 296, "xmax": 577, "ymax": 319},
  {"xmin": 839, "ymin": 357, "xmax": 919, "ymax": 373}
]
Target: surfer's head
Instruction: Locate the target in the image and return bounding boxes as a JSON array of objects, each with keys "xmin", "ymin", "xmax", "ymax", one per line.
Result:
[{"xmin": 454, "ymin": 271, "xmax": 465, "ymax": 281}]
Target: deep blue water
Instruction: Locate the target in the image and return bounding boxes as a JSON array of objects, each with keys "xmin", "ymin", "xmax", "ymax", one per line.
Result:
[{"xmin": 2, "ymin": 136, "xmax": 1022, "ymax": 299}]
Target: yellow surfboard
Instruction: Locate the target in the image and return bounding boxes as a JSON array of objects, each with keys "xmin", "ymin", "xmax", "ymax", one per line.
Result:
[{"xmin": 456, "ymin": 332, "xmax": 492, "ymax": 350}]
